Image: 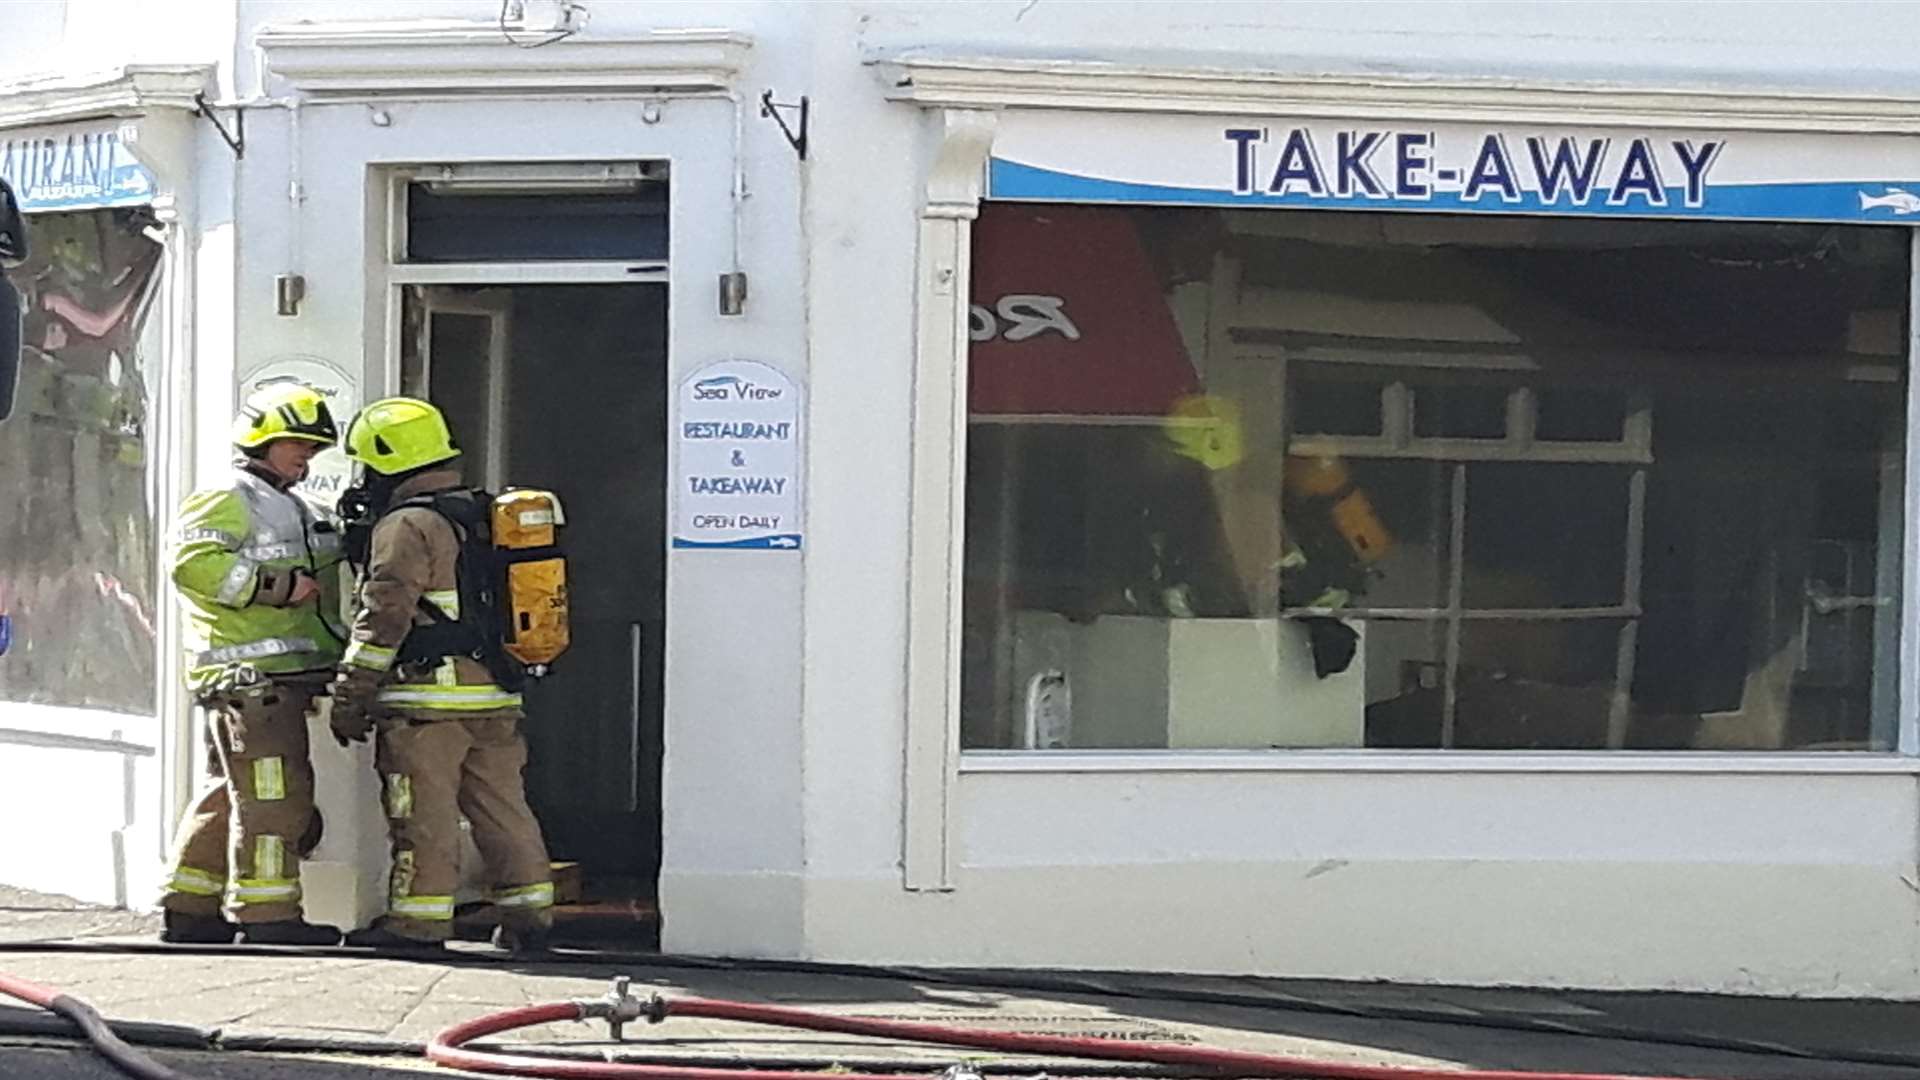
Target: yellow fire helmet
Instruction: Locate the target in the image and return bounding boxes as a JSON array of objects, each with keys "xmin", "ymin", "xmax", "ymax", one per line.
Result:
[
  {"xmin": 343, "ymin": 396, "xmax": 460, "ymax": 476},
  {"xmin": 232, "ymin": 381, "xmax": 339, "ymax": 450},
  {"xmin": 1163, "ymin": 394, "xmax": 1246, "ymax": 471}
]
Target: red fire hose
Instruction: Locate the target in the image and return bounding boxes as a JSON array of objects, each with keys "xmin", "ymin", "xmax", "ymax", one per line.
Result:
[{"xmin": 427, "ymin": 983, "xmax": 1734, "ymax": 1080}]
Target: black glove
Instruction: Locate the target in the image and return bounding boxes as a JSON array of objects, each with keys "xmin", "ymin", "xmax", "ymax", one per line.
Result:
[
  {"xmin": 1301, "ymin": 617, "xmax": 1360, "ymax": 679},
  {"xmin": 329, "ymin": 667, "xmax": 380, "ymax": 746}
]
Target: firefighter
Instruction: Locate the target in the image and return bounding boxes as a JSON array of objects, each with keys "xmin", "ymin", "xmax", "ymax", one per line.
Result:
[
  {"xmin": 328, "ymin": 397, "xmax": 555, "ymax": 956},
  {"xmin": 1160, "ymin": 394, "xmax": 1392, "ymax": 678},
  {"xmin": 158, "ymin": 383, "xmax": 347, "ymax": 945}
]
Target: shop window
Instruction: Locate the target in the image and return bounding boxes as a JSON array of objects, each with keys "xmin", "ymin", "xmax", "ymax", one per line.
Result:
[
  {"xmin": 0, "ymin": 208, "xmax": 164, "ymax": 713},
  {"xmin": 961, "ymin": 203, "xmax": 1908, "ymax": 752}
]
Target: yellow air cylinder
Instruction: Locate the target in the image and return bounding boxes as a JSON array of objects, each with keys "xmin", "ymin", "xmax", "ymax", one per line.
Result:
[
  {"xmin": 1283, "ymin": 455, "xmax": 1393, "ymax": 565},
  {"xmin": 491, "ymin": 489, "xmax": 571, "ymax": 669}
]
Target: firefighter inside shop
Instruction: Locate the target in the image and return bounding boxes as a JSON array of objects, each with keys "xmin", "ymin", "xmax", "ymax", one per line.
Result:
[
  {"xmin": 329, "ymin": 396, "xmax": 567, "ymax": 957},
  {"xmin": 157, "ymin": 382, "xmax": 349, "ymax": 945},
  {"xmin": 1160, "ymin": 393, "xmax": 1391, "ymax": 678}
]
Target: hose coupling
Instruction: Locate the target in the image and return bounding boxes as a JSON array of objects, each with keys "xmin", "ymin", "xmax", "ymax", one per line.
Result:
[{"xmin": 585, "ymin": 976, "xmax": 666, "ymax": 1042}]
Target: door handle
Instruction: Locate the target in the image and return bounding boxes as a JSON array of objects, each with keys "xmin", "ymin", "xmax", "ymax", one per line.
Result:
[
  {"xmin": 1807, "ymin": 589, "xmax": 1892, "ymax": 616},
  {"xmin": 629, "ymin": 621, "xmax": 644, "ymax": 813}
]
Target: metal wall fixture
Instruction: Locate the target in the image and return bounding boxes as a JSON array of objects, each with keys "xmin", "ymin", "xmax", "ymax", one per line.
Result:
[
  {"xmin": 274, "ymin": 273, "xmax": 306, "ymax": 317},
  {"xmin": 193, "ymin": 92, "xmax": 245, "ymax": 159},
  {"xmin": 760, "ymin": 90, "xmax": 809, "ymax": 161},
  {"xmin": 718, "ymin": 271, "xmax": 748, "ymax": 316}
]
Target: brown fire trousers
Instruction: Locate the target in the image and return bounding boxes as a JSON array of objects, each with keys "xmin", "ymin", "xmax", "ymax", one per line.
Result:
[
  {"xmin": 346, "ymin": 470, "xmax": 553, "ymax": 942},
  {"xmin": 160, "ymin": 682, "xmax": 321, "ymax": 924},
  {"xmin": 375, "ymin": 712, "xmax": 553, "ymax": 941}
]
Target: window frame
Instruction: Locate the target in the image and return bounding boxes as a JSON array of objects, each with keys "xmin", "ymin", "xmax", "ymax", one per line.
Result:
[{"xmin": 898, "ymin": 110, "xmax": 1920, "ymax": 895}]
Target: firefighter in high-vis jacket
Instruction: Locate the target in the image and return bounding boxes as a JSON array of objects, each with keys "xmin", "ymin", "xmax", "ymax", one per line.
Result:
[
  {"xmin": 329, "ymin": 397, "xmax": 555, "ymax": 956},
  {"xmin": 158, "ymin": 383, "xmax": 347, "ymax": 945}
]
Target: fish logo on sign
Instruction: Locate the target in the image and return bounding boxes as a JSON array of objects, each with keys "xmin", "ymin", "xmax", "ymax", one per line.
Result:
[
  {"xmin": 1859, "ymin": 188, "xmax": 1920, "ymax": 215},
  {"xmin": 253, "ymin": 373, "xmax": 338, "ymax": 397}
]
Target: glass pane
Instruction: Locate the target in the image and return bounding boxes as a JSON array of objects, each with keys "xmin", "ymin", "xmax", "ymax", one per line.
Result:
[
  {"xmin": 1412, "ymin": 382, "xmax": 1507, "ymax": 439},
  {"xmin": 427, "ymin": 312, "xmax": 493, "ymax": 468},
  {"xmin": 1366, "ymin": 621, "xmax": 1629, "ymax": 750},
  {"xmin": 1631, "ymin": 384, "xmax": 1902, "ymax": 751},
  {"xmin": 963, "ymin": 422, "xmax": 1323, "ymax": 751},
  {"xmin": 1538, "ymin": 388, "xmax": 1627, "ymax": 442},
  {"xmin": 0, "ymin": 208, "xmax": 163, "ymax": 713},
  {"xmin": 1452, "ymin": 621, "xmax": 1625, "ymax": 750},
  {"xmin": 1358, "ymin": 621, "xmax": 1450, "ymax": 748},
  {"xmin": 963, "ymin": 201, "xmax": 1908, "ymax": 753},
  {"xmin": 1461, "ymin": 463, "xmax": 1630, "ymax": 609},
  {"xmin": 405, "ymin": 184, "xmax": 668, "ymax": 263},
  {"xmin": 1291, "ymin": 368, "xmax": 1382, "ymax": 436}
]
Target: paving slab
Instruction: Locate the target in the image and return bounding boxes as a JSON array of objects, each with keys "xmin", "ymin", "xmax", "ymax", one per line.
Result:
[{"xmin": 0, "ymin": 886, "xmax": 162, "ymax": 944}]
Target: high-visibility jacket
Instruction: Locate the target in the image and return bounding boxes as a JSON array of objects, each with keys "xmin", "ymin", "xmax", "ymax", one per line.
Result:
[
  {"xmin": 341, "ymin": 469, "xmax": 523, "ymax": 716},
  {"xmin": 172, "ymin": 466, "xmax": 347, "ymax": 691}
]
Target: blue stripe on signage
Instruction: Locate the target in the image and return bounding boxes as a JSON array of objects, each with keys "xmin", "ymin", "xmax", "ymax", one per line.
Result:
[{"xmin": 988, "ymin": 158, "xmax": 1920, "ymax": 226}]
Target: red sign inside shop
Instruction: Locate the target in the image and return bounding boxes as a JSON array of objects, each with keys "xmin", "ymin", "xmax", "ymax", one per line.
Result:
[{"xmin": 967, "ymin": 204, "xmax": 1201, "ymax": 416}]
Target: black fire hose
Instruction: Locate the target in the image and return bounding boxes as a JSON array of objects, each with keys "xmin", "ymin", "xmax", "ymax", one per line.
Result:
[{"xmin": 0, "ymin": 969, "xmax": 196, "ymax": 1080}]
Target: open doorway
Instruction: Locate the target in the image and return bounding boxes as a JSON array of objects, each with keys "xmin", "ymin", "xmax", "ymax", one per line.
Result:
[{"xmin": 400, "ymin": 282, "xmax": 667, "ymax": 941}]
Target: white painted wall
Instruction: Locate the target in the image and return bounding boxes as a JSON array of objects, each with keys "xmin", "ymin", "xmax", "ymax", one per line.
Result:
[
  {"xmin": 792, "ymin": 764, "xmax": 1920, "ymax": 996},
  {"xmin": 850, "ymin": 0, "xmax": 1920, "ymax": 94}
]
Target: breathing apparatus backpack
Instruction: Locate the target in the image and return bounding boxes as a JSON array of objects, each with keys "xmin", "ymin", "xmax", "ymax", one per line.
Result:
[{"xmin": 342, "ymin": 485, "xmax": 571, "ymax": 692}]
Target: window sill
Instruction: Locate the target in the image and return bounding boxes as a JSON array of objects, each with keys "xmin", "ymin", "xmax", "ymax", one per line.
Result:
[
  {"xmin": 0, "ymin": 702, "xmax": 159, "ymax": 757},
  {"xmin": 959, "ymin": 748, "xmax": 1920, "ymax": 775}
]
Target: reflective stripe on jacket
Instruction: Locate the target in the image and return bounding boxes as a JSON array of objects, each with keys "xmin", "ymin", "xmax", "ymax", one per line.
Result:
[
  {"xmin": 344, "ymin": 469, "xmax": 522, "ymax": 717},
  {"xmin": 173, "ymin": 467, "xmax": 347, "ymax": 690}
]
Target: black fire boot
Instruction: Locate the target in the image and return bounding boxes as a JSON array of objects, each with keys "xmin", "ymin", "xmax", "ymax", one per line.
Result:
[
  {"xmin": 238, "ymin": 920, "xmax": 342, "ymax": 946},
  {"xmin": 491, "ymin": 922, "xmax": 552, "ymax": 959},
  {"xmin": 342, "ymin": 921, "xmax": 447, "ymax": 955},
  {"xmin": 159, "ymin": 910, "xmax": 236, "ymax": 945}
]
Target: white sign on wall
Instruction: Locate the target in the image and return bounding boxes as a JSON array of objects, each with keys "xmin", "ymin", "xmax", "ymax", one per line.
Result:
[
  {"xmin": 241, "ymin": 355, "xmax": 358, "ymax": 514},
  {"xmin": 673, "ymin": 360, "xmax": 802, "ymax": 551}
]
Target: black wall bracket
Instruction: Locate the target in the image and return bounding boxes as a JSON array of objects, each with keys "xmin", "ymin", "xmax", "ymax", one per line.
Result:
[
  {"xmin": 760, "ymin": 90, "xmax": 809, "ymax": 162},
  {"xmin": 194, "ymin": 93, "xmax": 246, "ymax": 160}
]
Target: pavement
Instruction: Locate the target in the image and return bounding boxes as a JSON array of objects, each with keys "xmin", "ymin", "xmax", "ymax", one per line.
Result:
[
  {"xmin": 0, "ymin": 884, "xmax": 162, "ymax": 944},
  {"xmin": 2, "ymin": 886, "xmax": 1919, "ymax": 1080}
]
